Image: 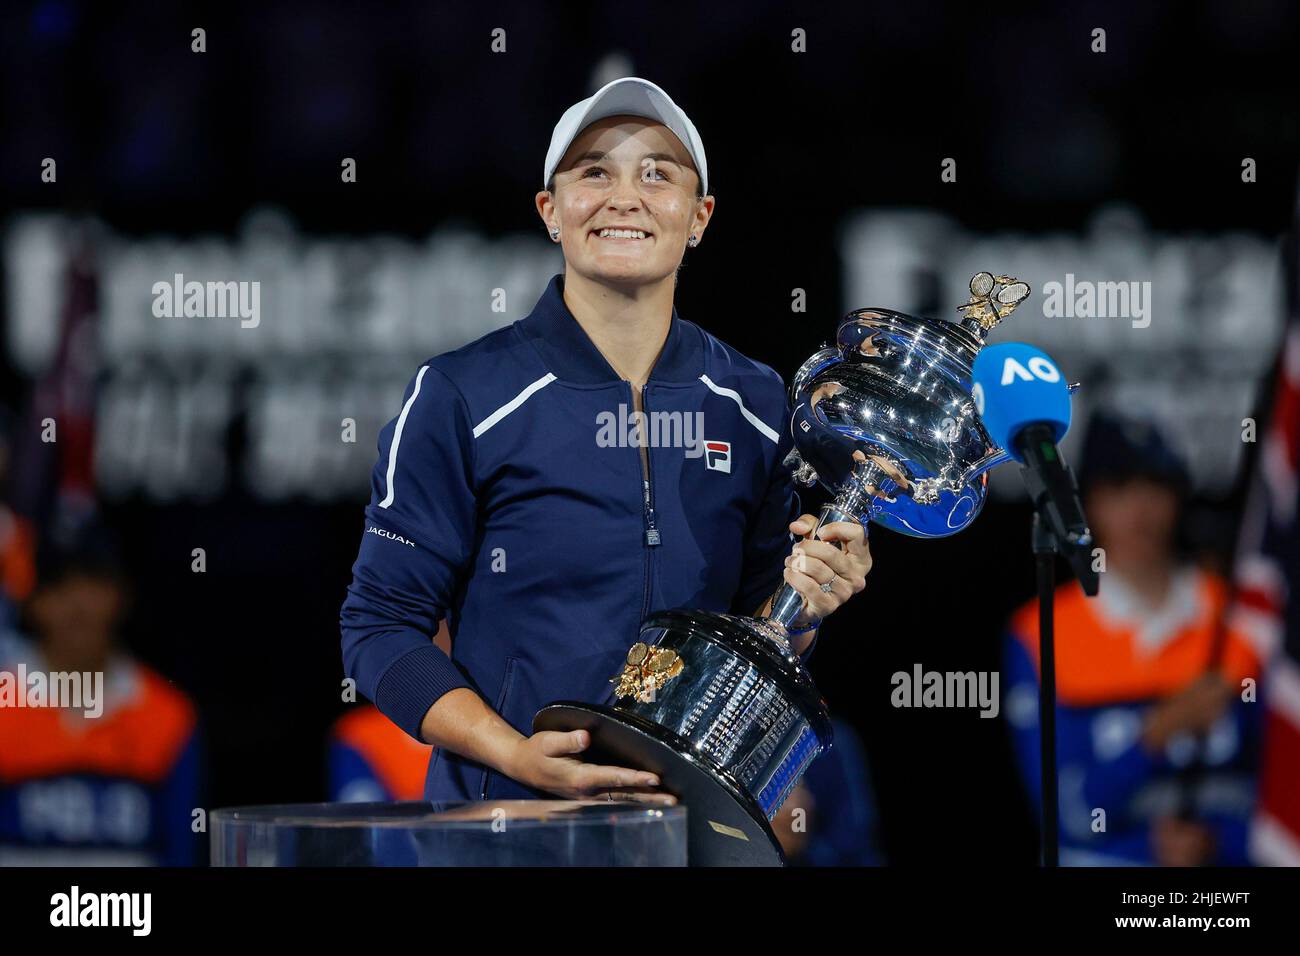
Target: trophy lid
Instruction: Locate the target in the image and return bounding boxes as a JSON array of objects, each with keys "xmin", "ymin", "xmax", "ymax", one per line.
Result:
[{"xmin": 783, "ymin": 272, "xmax": 1032, "ymax": 539}]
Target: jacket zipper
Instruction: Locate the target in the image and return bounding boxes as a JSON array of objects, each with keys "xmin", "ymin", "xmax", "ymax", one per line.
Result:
[{"xmin": 640, "ymin": 383, "xmax": 660, "ymax": 620}]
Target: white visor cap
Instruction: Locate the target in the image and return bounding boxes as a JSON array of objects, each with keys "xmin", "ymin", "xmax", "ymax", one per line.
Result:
[{"xmin": 543, "ymin": 76, "xmax": 708, "ymax": 196}]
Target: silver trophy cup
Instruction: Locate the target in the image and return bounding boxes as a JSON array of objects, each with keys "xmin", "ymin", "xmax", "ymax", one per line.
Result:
[{"xmin": 536, "ymin": 274, "xmax": 1030, "ymax": 866}]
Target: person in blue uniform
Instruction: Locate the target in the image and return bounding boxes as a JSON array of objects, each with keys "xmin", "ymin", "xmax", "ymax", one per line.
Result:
[
  {"xmin": 340, "ymin": 77, "xmax": 874, "ymax": 804},
  {"xmin": 0, "ymin": 524, "xmax": 201, "ymax": 865},
  {"xmin": 1004, "ymin": 414, "xmax": 1262, "ymax": 865},
  {"xmin": 328, "ymin": 704, "xmax": 432, "ymax": 802}
]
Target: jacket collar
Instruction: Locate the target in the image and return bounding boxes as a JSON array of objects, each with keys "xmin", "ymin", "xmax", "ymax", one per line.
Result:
[{"xmin": 517, "ymin": 274, "xmax": 702, "ymax": 385}]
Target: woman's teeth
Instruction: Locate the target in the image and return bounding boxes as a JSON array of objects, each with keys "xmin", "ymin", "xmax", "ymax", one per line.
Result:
[{"xmin": 596, "ymin": 228, "xmax": 648, "ymax": 239}]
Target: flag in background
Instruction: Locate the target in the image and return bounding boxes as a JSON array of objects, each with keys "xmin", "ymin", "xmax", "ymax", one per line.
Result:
[
  {"xmin": 9, "ymin": 220, "xmax": 101, "ymax": 544},
  {"xmin": 1244, "ymin": 179, "xmax": 1300, "ymax": 865}
]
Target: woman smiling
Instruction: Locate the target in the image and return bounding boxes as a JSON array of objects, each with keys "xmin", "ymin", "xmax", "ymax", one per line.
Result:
[{"xmin": 340, "ymin": 77, "xmax": 872, "ymax": 804}]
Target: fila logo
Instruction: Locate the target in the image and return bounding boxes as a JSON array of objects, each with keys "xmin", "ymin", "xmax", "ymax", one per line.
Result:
[
  {"xmin": 704, "ymin": 440, "xmax": 732, "ymax": 473},
  {"xmin": 799, "ymin": 420, "xmax": 811, "ymax": 432}
]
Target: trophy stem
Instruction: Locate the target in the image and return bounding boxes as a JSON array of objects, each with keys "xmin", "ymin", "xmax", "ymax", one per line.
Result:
[{"xmin": 768, "ymin": 493, "xmax": 869, "ymax": 629}]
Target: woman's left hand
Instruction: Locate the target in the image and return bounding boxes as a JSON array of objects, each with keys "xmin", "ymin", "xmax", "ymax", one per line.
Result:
[{"xmin": 782, "ymin": 514, "xmax": 872, "ymax": 627}]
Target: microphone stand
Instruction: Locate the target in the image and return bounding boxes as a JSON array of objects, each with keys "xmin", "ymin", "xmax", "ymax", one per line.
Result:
[
  {"xmin": 1021, "ymin": 460, "xmax": 1099, "ymax": 868},
  {"xmin": 1031, "ymin": 514, "xmax": 1061, "ymax": 867}
]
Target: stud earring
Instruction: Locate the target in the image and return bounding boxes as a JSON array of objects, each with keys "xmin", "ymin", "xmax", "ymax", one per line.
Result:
[
  {"xmin": 688, "ymin": 234, "xmax": 699, "ymax": 247},
  {"xmin": 549, "ymin": 227, "xmax": 560, "ymax": 241}
]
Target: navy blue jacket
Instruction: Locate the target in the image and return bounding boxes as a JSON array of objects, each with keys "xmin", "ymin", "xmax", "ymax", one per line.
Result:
[{"xmin": 340, "ymin": 274, "xmax": 801, "ymax": 801}]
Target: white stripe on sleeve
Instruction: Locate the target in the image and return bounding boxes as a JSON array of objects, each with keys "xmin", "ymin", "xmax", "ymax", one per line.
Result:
[
  {"xmin": 699, "ymin": 374, "xmax": 781, "ymax": 444},
  {"xmin": 472, "ymin": 373, "xmax": 557, "ymax": 438},
  {"xmin": 378, "ymin": 365, "xmax": 430, "ymax": 509}
]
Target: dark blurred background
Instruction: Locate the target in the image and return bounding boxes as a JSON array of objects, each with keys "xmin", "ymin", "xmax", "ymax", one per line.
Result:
[{"xmin": 1, "ymin": 0, "xmax": 1298, "ymax": 865}]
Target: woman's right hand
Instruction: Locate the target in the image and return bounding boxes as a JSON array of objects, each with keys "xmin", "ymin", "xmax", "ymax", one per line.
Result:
[{"xmin": 504, "ymin": 729, "xmax": 677, "ymax": 805}]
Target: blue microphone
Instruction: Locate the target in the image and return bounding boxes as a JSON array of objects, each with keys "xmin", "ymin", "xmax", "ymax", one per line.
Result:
[
  {"xmin": 972, "ymin": 344, "xmax": 1095, "ymax": 564},
  {"xmin": 971, "ymin": 343, "xmax": 1071, "ymax": 457}
]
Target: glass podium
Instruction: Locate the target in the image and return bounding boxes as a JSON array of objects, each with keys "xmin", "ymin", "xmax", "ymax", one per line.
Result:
[{"xmin": 211, "ymin": 800, "xmax": 687, "ymax": 866}]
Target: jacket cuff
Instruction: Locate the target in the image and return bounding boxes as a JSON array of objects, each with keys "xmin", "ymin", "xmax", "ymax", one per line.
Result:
[{"xmin": 374, "ymin": 644, "xmax": 473, "ymax": 741}]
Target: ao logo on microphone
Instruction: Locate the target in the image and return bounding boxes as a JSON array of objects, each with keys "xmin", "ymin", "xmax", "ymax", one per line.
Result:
[{"xmin": 972, "ymin": 355, "xmax": 1062, "ymax": 415}]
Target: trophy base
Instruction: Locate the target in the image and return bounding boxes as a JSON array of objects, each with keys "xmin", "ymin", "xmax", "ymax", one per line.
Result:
[{"xmin": 533, "ymin": 701, "xmax": 785, "ymax": 867}]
